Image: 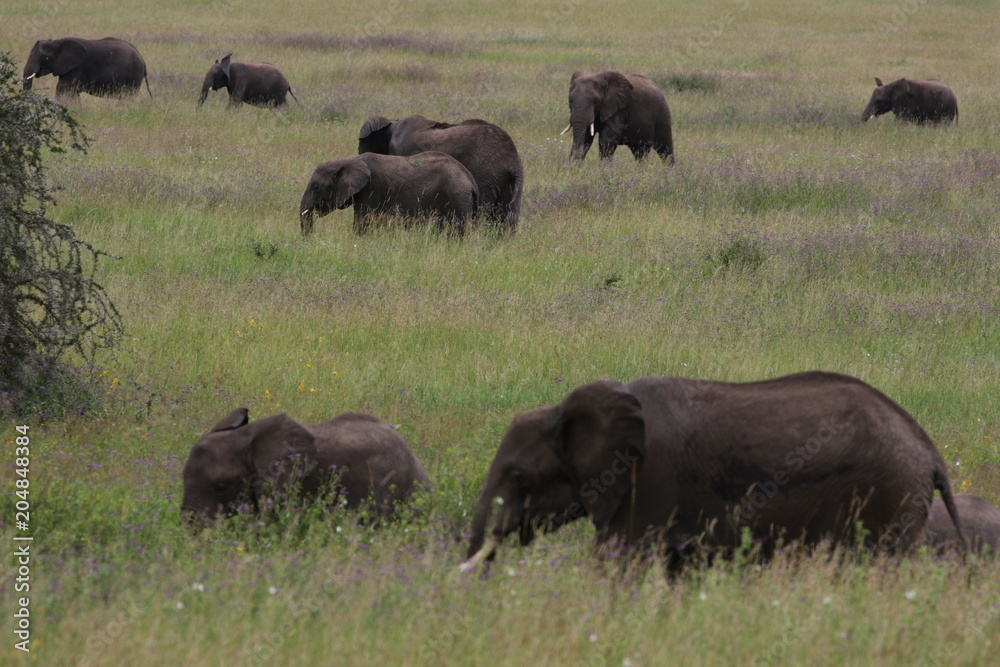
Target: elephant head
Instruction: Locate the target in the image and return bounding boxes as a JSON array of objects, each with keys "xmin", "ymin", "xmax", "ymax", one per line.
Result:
[
  {"xmin": 566, "ymin": 71, "xmax": 634, "ymax": 159},
  {"xmin": 298, "ymin": 158, "xmax": 372, "ymax": 236},
  {"xmin": 357, "ymin": 116, "xmax": 394, "ymax": 154},
  {"xmin": 180, "ymin": 409, "xmax": 321, "ymax": 522},
  {"xmin": 198, "ymin": 53, "xmax": 233, "ymax": 105},
  {"xmin": 22, "ymin": 39, "xmax": 87, "ymax": 91},
  {"xmin": 861, "ymin": 77, "xmax": 899, "ymax": 122},
  {"xmin": 463, "ymin": 381, "xmax": 646, "ymax": 570}
]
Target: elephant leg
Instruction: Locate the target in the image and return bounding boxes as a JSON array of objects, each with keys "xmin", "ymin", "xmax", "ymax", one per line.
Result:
[
  {"xmin": 54, "ymin": 78, "xmax": 80, "ymax": 100},
  {"xmin": 630, "ymin": 143, "xmax": 652, "ymax": 161},
  {"xmin": 353, "ymin": 211, "xmax": 371, "ymax": 235},
  {"xmin": 598, "ymin": 138, "xmax": 618, "ymax": 160}
]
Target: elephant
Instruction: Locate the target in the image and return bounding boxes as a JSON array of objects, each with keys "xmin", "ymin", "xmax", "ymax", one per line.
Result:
[
  {"xmin": 924, "ymin": 494, "xmax": 999, "ymax": 556},
  {"xmin": 181, "ymin": 408, "xmax": 431, "ymax": 522},
  {"xmin": 358, "ymin": 115, "xmax": 523, "ymax": 233},
  {"xmin": 299, "ymin": 152, "xmax": 478, "ymax": 236},
  {"xmin": 563, "ymin": 71, "xmax": 674, "ymax": 163},
  {"xmin": 22, "ymin": 37, "xmax": 150, "ymax": 99},
  {"xmin": 197, "ymin": 54, "xmax": 299, "ymax": 108},
  {"xmin": 462, "ymin": 371, "xmax": 965, "ymax": 571},
  {"xmin": 861, "ymin": 77, "xmax": 958, "ymax": 124}
]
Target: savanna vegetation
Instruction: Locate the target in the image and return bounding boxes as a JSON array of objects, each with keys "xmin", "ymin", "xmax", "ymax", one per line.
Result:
[{"xmin": 1, "ymin": 0, "xmax": 998, "ymax": 665}]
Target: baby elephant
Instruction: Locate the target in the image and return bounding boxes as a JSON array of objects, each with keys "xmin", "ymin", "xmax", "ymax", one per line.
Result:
[
  {"xmin": 925, "ymin": 493, "xmax": 1000, "ymax": 555},
  {"xmin": 181, "ymin": 408, "xmax": 431, "ymax": 523},
  {"xmin": 198, "ymin": 53, "xmax": 298, "ymax": 108},
  {"xmin": 299, "ymin": 152, "xmax": 478, "ymax": 236},
  {"xmin": 861, "ymin": 77, "xmax": 957, "ymax": 124}
]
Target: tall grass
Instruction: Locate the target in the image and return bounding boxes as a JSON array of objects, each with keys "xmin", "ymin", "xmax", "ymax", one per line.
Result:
[{"xmin": 1, "ymin": 0, "xmax": 998, "ymax": 664}]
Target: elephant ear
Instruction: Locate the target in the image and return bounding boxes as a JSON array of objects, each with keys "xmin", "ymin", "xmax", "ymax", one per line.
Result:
[
  {"xmin": 358, "ymin": 116, "xmax": 393, "ymax": 154},
  {"xmin": 247, "ymin": 413, "xmax": 319, "ymax": 490},
  {"xmin": 570, "ymin": 71, "xmax": 583, "ymax": 85},
  {"xmin": 334, "ymin": 159, "xmax": 372, "ymax": 209},
  {"xmin": 212, "ymin": 408, "xmax": 249, "ymax": 432},
  {"xmin": 52, "ymin": 40, "xmax": 88, "ymax": 76},
  {"xmin": 875, "ymin": 77, "xmax": 883, "ymax": 88},
  {"xmin": 598, "ymin": 72, "xmax": 634, "ymax": 124},
  {"xmin": 359, "ymin": 116, "xmax": 392, "ymax": 140},
  {"xmin": 558, "ymin": 380, "xmax": 646, "ymax": 530},
  {"xmin": 220, "ymin": 53, "xmax": 233, "ymax": 82}
]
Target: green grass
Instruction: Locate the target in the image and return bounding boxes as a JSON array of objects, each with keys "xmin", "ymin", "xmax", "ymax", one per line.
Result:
[{"xmin": 2, "ymin": 0, "xmax": 999, "ymax": 664}]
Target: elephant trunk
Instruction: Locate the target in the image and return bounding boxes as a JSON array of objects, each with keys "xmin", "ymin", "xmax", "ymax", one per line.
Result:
[
  {"xmin": 569, "ymin": 107, "xmax": 595, "ymax": 160},
  {"xmin": 197, "ymin": 81, "xmax": 210, "ymax": 106},
  {"xmin": 860, "ymin": 102, "xmax": 877, "ymax": 123},
  {"xmin": 300, "ymin": 194, "xmax": 315, "ymax": 236},
  {"xmin": 22, "ymin": 63, "xmax": 38, "ymax": 91},
  {"xmin": 466, "ymin": 491, "xmax": 494, "ymax": 560}
]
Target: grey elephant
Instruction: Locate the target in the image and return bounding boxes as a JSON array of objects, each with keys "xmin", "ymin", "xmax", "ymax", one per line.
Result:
[
  {"xmin": 358, "ymin": 115, "xmax": 523, "ymax": 233},
  {"xmin": 181, "ymin": 408, "xmax": 431, "ymax": 522},
  {"xmin": 462, "ymin": 371, "xmax": 964, "ymax": 571},
  {"xmin": 197, "ymin": 54, "xmax": 298, "ymax": 108},
  {"xmin": 563, "ymin": 71, "xmax": 673, "ymax": 162},
  {"xmin": 22, "ymin": 36, "xmax": 150, "ymax": 99},
  {"xmin": 861, "ymin": 77, "xmax": 958, "ymax": 124},
  {"xmin": 925, "ymin": 493, "xmax": 999, "ymax": 555},
  {"xmin": 299, "ymin": 152, "xmax": 478, "ymax": 236}
]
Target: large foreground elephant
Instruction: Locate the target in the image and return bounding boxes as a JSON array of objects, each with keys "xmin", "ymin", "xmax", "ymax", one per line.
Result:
[
  {"xmin": 181, "ymin": 409, "xmax": 431, "ymax": 522},
  {"xmin": 925, "ymin": 494, "xmax": 999, "ymax": 555},
  {"xmin": 299, "ymin": 152, "xmax": 478, "ymax": 236},
  {"xmin": 22, "ymin": 37, "xmax": 150, "ymax": 99},
  {"xmin": 358, "ymin": 115, "xmax": 523, "ymax": 233},
  {"xmin": 198, "ymin": 54, "xmax": 298, "ymax": 108},
  {"xmin": 463, "ymin": 371, "xmax": 964, "ymax": 570},
  {"xmin": 861, "ymin": 77, "xmax": 958, "ymax": 124},
  {"xmin": 564, "ymin": 70, "xmax": 674, "ymax": 162}
]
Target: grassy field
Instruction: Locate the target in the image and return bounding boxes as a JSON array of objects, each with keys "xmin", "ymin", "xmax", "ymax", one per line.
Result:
[{"xmin": 2, "ymin": 0, "xmax": 999, "ymax": 664}]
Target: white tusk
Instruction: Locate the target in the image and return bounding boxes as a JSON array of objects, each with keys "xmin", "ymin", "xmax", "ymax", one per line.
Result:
[
  {"xmin": 560, "ymin": 124, "xmax": 570, "ymax": 136},
  {"xmin": 458, "ymin": 535, "xmax": 500, "ymax": 573},
  {"xmin": 301, "ymin": 209, "xmax": 311, "ymax": 216},
  {"xmin": 25, "ymin": 73, "xmax": 35, "ymax": 80},
  {"xmin": 590, "ymin": 123, "xmax": 595, "ymax": 136}
]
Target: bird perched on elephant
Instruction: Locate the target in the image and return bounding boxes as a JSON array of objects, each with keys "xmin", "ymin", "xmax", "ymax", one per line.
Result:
[
  {"xmin": 358, "ymin": 115, "xmax": 523, "ymax": 233},
  {"xmin": 563, "ymin": 70, "xmax": 674, "ymax": 163},
  {"xmin": 22, "ymin": 36, "xmax": 151, "ymax": 99},
  {"xmin": 299, "ymin": 152, "xmax": 478, "ymax": 236},
  {"xmin": 924, "ymin": 493, "xmax": 999, "ymax": 556},
  {"xmin": 462, "ymin": 371, "xmax": 965, "ymax": 571},
  {"xmin": 181, "ymin": 408, "xmax": 431, "ymax": 523},
  {"xmin": 861, "ymin": 77, "xmax": 958, "ymax": 124},
  {"xmin": 198, "ymin": 54, "xmax": 298, "ymax": 108}
]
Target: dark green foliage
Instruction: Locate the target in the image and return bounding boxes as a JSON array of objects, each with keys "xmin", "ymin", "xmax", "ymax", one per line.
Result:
[
  {"xmin": 662, "ymin": 71, "xmax": 721, "ymax": 94},
  {"xmin": 0, "ymin": 52, "xmax": 122, "ymax": 416},
  {"xmin": 707, "ymin": 231, "xmax": 767, "ymax": 273}
]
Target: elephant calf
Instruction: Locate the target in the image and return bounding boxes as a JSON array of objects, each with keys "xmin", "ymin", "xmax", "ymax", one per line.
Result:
[
  {"xmin": 463, "ymin": 371, "xmax": 965, "ymax": 571},
  {"xmin": 198, "ymin": 54, "xmax": 298, "ymax": 108},
  {"xmin": 358, "ymin": 114, "xmax": 524, "ymax": 233},
  {"xmin": 181, "ymin": 408, "xmax": 431, "ymax": 522},
  {"xmin": 925, "ymin": 493, "xmax": 1000, "ymax": 556},
  {"xmin": 299, "ymin": 152, "xmax": 478, "ymax": 236},
  {"xmin": 861, "ymin": 77, "xmax": 958, "ymax": 124}
]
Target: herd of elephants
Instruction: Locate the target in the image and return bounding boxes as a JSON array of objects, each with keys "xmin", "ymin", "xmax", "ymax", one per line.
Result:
[{"xmin": 20, "ymin": 35, "xmax": 997, "ymax": 571}]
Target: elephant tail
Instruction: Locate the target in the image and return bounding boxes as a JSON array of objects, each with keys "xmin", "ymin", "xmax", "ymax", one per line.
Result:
[
  {"xmin": 934, "ymin": 466, "xmax": 969, "ymax": 556},
  {"xmin": 288, "ymin": 87, "xmax": 302, "ymax": 106},
  {"xmin": 471, "ymin": 184, "xmax": 479, "ymax": 218},
  {"xmin": 143, "ymin": 66, "xmax": 152, "ymax": 98}
]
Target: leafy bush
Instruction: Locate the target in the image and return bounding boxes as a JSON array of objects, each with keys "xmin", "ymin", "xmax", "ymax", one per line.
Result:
[{"xmin": 0, "ymin": 52, "xmax": 122, "ymax": 417}]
